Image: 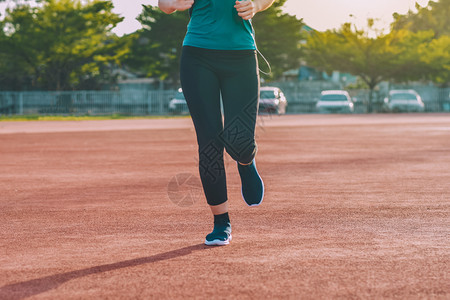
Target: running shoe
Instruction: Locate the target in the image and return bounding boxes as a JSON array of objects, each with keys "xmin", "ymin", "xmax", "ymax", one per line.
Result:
[
  {"xmin": 205, "ymin": 223, "xmax": 232, "ymax": 246},
  {"xmin": 237, "ymin": 159, "xmax": 264, "ymax": 206}
]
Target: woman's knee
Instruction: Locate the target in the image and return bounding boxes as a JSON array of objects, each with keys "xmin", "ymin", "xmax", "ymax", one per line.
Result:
[{"xmin": 224, "ymin": 139, "xmax": 257, "ymax": 164}]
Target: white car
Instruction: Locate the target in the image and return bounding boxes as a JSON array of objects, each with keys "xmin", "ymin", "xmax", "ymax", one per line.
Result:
[
  {"xmin": 385, "ymin": 90, "xmax": 425, "ymax": 112},
  {"xmin": 259, "ymin": 86, "xmax": 288, "ymax": 115},
  {"xmin": 316, "ymin": 90, "xmax": 354, "ymax": 113}
]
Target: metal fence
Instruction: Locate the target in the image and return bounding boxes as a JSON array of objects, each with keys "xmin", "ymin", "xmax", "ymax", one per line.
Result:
[
  {"xmin": 389, "ymin": 84, "xmax": 450, "ymax": 112},
  {"xmin": 272, "ymin": 81, "xmax": 450, "ymax": 113},
  {"xmin": 0, "ymin": 90, "xmax": 177, "ymax": 116},
  {"xmin": 1, "ymin": 84, "xmax": 449, "ymax": 116}
]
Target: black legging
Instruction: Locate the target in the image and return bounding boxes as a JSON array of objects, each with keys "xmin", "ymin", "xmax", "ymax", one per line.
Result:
[{"xmin": 180, "ymin": 46, "xmax": 259, "ymax": 206}]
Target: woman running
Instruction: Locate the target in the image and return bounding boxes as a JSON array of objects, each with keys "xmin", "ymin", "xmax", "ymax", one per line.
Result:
[{"xmin": 159, "ymin": 0, "xmax": 274, "ymax": 246}]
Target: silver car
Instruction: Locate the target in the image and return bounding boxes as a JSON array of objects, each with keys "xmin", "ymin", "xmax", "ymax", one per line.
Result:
[
  {"xmin": 259, "ymin": 86, "xmax": 288, "ymax": 115},
  {"xmin": 385, "ymin": 90, "xmax": 425, "ymax": 112},
  {"xmin": 316, "ymin": 90, "xmax": 354, "ymax": 113}
]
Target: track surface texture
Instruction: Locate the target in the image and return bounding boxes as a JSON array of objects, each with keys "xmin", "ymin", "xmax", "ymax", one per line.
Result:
[{"xmin": 1, "ymin": 114, "xmax": 449, "ymax": 299}]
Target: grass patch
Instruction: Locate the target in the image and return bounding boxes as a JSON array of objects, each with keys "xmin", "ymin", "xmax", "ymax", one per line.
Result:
[{"xmin": 0, "ymin": 114, "xmax": 189, "ymax": 122}]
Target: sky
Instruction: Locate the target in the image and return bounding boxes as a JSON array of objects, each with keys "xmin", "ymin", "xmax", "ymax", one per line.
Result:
[{"xmin": 0, "ymin": 0, "xmax": 431, "ymax": 35}]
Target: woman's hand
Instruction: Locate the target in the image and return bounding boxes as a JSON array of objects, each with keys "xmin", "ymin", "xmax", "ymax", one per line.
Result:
[
  {"xmin": 159, "ymin": 0, "xmax": 194, "ymax": 14},
  {"xmin": 170, "ymin": 0, "xmax": 194, "ymax": 11},
  {"xmin": 234, "ymin": 0, "xmax": 256, "ymax": 20},
  {"xmin": 235, "ymin": 0, "xmax": 275, "ymax": 20}
]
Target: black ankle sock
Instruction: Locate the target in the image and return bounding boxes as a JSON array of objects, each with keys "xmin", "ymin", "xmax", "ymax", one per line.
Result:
[{"xmin": 214, "ymin": 212, "xmax": 230, "ymax": 225}]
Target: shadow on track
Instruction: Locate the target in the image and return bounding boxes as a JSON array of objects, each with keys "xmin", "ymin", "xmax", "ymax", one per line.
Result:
[{"xmin": 0, "ymin": 243, "xmax": 210, "ymax": 300}]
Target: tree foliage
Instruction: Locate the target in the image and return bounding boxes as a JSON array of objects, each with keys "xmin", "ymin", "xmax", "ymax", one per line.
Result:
[
  {"xmin": 392, "ymin": 0, "xmax": 450, "ymax": 38},
  {"xmin": 0, "ymin": 0, "xmax": 128, "ymax": 90},
  {"xmin": 1, "ymin": 0, "xmax": 447, "ymax": 93},
  {"xmin": 391, "ymin": 0, "xmax": 450, "ymax": 85},
  {"xmin": 304, "ymin": 22, "xmax": 391, "ymax": 109},
  {"xmin": 123, "ymin": 5, "xmax": 189, "ymax": 87},
  {"xmin": 303, "ymin": 21, "xmax": 438, "ymax": 111},
  {"xmin": 304, "ymin": 0, "xmax": 450, "ymax": 111},
  {"xmin": 417, "ymin": 34, "xmax": 450, "ymax": 84},
  {"xmin": 252, "ymin": 0, "xmax": 305, "ymax": 80}
]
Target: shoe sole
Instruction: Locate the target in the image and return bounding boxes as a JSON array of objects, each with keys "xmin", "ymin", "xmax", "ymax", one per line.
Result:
[{"xmin": 205, "ymin": 235, "xmax": 232, "ymax": 246}]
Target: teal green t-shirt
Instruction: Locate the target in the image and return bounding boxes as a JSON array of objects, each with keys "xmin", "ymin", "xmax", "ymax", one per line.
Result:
[{"xmin": 183, "ymin": 0, "xmax": 256, "ymax": 50}]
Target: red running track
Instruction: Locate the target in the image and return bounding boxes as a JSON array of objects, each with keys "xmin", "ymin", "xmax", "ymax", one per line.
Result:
[{"xmin": 0, "ymin": 114, "xmax": 449, "ymax": 299}]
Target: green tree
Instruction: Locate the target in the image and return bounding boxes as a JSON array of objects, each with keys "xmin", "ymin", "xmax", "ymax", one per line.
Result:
[
  {"xmin": 123, "ymin": 5, "xmax": 189, "ymax": 88},
  {"xmin": 388, "ymin": 29, "xmax": 449, "ymax": 85},
  {"xmin": 304, "ymin": 21, "xmax": 439, "ymax": 112},
  {"xmin": 252, "ymin": 0, "xmax": 305, "ymax": 80},
  {"xmin": 0, "ymin": 0, "xmax": 128, "ymax": 90},
  {"xmin": 392, "ymin": 0, "xmax": 450, "ymax": 86},
  {"xmin": 419, "ymin": 35, "xmax": 450, "ymax": 84},
  {"xmin": 392, "ymin": 0, "xmax": 450, "ymax": 38}
]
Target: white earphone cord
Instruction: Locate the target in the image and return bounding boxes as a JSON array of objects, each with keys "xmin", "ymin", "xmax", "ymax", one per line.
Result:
[
  {"xmin": 256, "ymin": 48, "xmax": 272, "ymax": 76},
  {"xmin": 251, "ymin": 21, "xmax": 272, "ymax": 76}
]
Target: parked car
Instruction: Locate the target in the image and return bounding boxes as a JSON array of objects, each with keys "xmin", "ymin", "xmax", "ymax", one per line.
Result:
[
  {"xmin": 169, "ymin": 87, "xmax": 288, "ymax": 115},
  {"xmin": 385, "ymin": 90, "xmax": 425, "ymax": 112},
  {"xmin": 168, "ymin": 88, "xmax": 189, "ymax": 114},
  {"xmin": 259, "ymin": 86, "xmax": 288, "ymax": 115},
  {"xmin": 316, "ymin": 90, "xmax": 354, "ymax": 113}
]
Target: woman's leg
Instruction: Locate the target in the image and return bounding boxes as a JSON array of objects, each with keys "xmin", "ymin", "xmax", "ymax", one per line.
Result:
[
  {"xmin": 180, "ymin": 46, "xmax": 231, "ymax": 245},
  {"xmin": 219, "ymin": 50, "xmax": 259, "ymax": 164},
  {"xmin": 180, "ymin": 46, "xmax": 228, "ymax": 207},
  {"xmin": 218, "ymin": 50, "xmax": 264, "ymax": 206}
]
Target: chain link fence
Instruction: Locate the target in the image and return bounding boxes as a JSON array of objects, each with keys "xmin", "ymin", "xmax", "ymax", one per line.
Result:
[
  {"xmin": 0, "ymin": 90, "xmax": 177, "ymax": 116},
  {"xmin": 271, "ymin": 81, "xmax": 450, "ymax": 114},
  {"xmin": 1, "ymin": 83, "xmax": 449, "ymax": 116}
]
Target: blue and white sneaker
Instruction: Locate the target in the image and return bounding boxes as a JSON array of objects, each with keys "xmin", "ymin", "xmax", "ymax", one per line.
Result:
[
  {"xmin": 205, "ymin": 223, "xmax": 232, "ymax": 246},
  {"xmin": 237, "ymin": 159, "xmax": 264, "ymax": 207}
]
